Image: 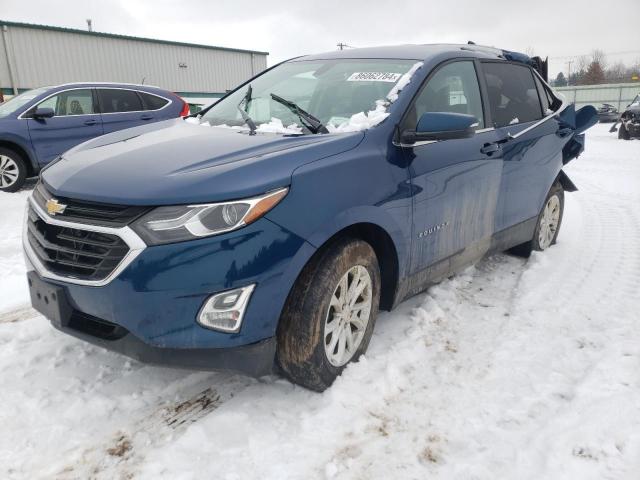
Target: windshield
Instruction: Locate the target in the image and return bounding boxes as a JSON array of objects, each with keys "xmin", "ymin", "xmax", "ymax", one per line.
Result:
[
  {"xmin": 199, "ymin": 59, "xmax": 422, "ymax": 134},
  {"xmin": 0, "ymin": 88, "xmax": 48, "ymax": 118}
]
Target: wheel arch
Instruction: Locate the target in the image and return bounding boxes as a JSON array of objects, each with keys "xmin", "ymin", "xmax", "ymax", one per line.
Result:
[
  {"xmin": 279, "ymin": 217, "xmax": 404, "ymax": 313},
  {"xmin": 0, "ymin": 138, "xmax": 38, "ymax": 177}
]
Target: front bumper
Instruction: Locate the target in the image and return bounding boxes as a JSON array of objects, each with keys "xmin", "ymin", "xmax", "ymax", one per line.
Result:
[
  {"xmin": 625, "ymin": 122, "xmax": 640, "ymax": 137},
  {"xmin": 55, "ymin": 316, "xmax": 277, "ymax": 376},
  {"xmin": 23, "ymin": 197, "xmax": 316, "ymax": 368}
]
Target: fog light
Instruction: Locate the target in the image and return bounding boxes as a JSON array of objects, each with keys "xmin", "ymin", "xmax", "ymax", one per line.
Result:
[{"xmin": 197, "ymin": 284, "xmax": 255, "ymax": 332}]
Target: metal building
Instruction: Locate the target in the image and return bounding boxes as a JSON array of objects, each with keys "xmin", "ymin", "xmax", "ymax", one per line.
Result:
[{"xmin": 0, "ymin": 20, "xmax": 268, "ymax": 102}]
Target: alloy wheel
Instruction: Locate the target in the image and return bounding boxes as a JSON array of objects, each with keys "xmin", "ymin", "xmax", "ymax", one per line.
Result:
[
  {"xmin": 538, "ymin": 194, "xmax": 561, "ymax": 249},
  {"xmin": 0, "ymin": 155, "xmax": 19, "ymax": 189},
  {"xmin": 324, "ymin": 265, "xmax": 373, "ymax": 367}
]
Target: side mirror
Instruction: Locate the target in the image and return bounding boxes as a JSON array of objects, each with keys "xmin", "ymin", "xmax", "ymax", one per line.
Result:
[
  {"xmin": 401, "ymin": 112, "xmax": 478, "ymax": 144},
  {"xmin": 32, "ymin": 107, "xmax": 55, "ymax": 119},
  {"xmin": 574, "ymin": 105, "xmax": 598, "ymax": 135}
]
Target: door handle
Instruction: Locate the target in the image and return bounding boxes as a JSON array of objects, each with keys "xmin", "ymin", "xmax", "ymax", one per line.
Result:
[
  {"xmin": 140, "ymin": 114, "xmax": 154, "ymax": 121},
  {"xmin": 480, "ymin": 142, "xmax": 501, "ymax": 156},
  {"xmin": 556, "ymin": 127, "xmax": 573, "ymax": 138},
  {"xmin": 84, "ymin": 119, "xmax": 98, "ymax": 126}
]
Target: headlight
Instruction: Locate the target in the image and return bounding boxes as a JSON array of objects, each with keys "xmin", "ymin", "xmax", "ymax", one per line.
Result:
[{"xmin": 132, "ymin": 187, "xmax": 288, "ymax": 245}]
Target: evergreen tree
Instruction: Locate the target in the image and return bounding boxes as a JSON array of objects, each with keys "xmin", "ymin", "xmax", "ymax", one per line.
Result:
[
  {"xmin": 583, "ymin": 61, "xmax": 606, "ymax": 85},
  {"xmin": 554, "ymin": 72, "xmax": 568, "ymax": 87}
]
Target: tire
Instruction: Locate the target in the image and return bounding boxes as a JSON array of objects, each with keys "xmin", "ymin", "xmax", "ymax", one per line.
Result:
[
  {"xmin": 618, "ymin": 123, "xmax": 630, "ymax": 140},
  {"xmin": 509, "ymin": 182, "xmax": 564, "ymax": 256},
  {"xmin": 0, "ymin": 148, "xmax": 28, "ymax": 192},
  {"xmin": 276, "ymin": 238, "xmax": 381, "ymax": 391}
]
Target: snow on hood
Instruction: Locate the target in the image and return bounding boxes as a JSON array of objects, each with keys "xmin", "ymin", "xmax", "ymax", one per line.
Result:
[
  {"xmin": 186, "ymin": 62, "xmax": 424, "ymax": 135},
  {"xmin": 185, "ymin": 116, "xmax": 303, "ymax": 135}
]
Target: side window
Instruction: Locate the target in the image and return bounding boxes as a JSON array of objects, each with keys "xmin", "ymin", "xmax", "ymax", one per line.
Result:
[
  {"xmin": 482, "ymin": 63, "xmax": 543, "ymax": 127},
  {"xmin": 98, "ymin": 89, "xmax": 143, "ymax": 113},
  {"xmin": 138, "ymin": 92, "xmax": 169, "ymax": 111},
  {"xmin": 533, "ymin": 75, "xmax": 552, "ymax": 114},
  {"xmin": 404, "ymin": 61, "xmax": 484, "ymax": 130},
  {"xmin": 37, "ymin": 89, "xmax": 95, "ymax": 116}
]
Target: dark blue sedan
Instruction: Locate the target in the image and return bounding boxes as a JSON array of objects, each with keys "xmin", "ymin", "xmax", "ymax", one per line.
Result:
[
  {"xmin": 0, "ymin": 83, "xmax": 189, "ymax": 191},
  {"xmin": 24, "ymin": 45, "xmax": 597, "ymax": 391}
]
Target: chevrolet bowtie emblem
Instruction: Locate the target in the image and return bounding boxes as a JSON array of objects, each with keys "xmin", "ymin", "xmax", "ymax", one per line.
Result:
[{"xmin": 46, "ymin": 198, "xmax": 67, "ymax": 216}]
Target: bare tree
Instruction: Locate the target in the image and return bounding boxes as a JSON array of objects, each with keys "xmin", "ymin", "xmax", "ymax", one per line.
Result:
[
  {"xmin": 576, "ymin": 55, "xmax": 589, "ymax": 73},
  {"xmin": 607, "ymin": 61, "xmax": 626, "ymax": 82},
  {"xmin": 590, "ymin": 49, "xmax": 608, "ymax": 71}
]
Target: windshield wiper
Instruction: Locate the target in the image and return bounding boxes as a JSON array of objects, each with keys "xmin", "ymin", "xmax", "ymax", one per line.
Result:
[
  {"xmin": 237, "ymin": 84, "xmax": 257, "ymax": 135},
  {"xmin": 270, "ymin": 93, "xmax": 328, "ymax": 134}
]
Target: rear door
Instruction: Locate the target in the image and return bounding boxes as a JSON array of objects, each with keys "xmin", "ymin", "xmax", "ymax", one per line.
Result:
[
  {"xmin": 26, "ymin": 88, "xmax": 103, "ymax": 165},
  {"xmin": 97, "ymin": 88, "xmax": 155, "ymax": 134},
  {"xmin": 480, "ymin": 62, "xmax": 564, "ymax": 231},
  {"xmin": 401, "ymin": 60, "xmax": 504, "ymax": 279}
]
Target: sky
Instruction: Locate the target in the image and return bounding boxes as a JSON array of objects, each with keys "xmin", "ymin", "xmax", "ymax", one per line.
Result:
[{"xmin": 2, "ymin": 0, "xmax": 640, "ymax": 79}]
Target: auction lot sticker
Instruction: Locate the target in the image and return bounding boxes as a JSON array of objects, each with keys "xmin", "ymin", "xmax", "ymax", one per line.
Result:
[{"xmin": 347, "ymin": 72, "xmax": 402, "ymax": 82}]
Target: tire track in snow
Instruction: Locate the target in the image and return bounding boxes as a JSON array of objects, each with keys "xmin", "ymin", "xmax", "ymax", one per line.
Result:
[
  {"xmin": 51, "ymin": 383, "xmax": 246, "ymax": 479},
  {"xmin": 0, "ymin": 305, "xmax": 38, "ymax": 324}
]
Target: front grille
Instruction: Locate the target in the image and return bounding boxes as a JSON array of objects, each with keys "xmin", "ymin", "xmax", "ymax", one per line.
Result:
[
  {"xmin": 33, "ymin": 183, "xmax": 150, "ymax": 227},
  {"xmin": 27, "ymin": 205, "xmax": 130, "ymax": 281}
]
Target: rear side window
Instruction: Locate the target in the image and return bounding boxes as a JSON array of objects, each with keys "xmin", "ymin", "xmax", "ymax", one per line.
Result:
[
  {"xmin": 533, "ymin": 75, "xmax": 550, "ymax": 113},
  {"xmin": 138, "ymin": 92, "xmax": 169, "ymax": 111},
  {"xmin": 98, "ymin": 89, "xmax": 143, "ymax": 113},
  {"xmin": 403, "ymin": 60, "xmax": 484, "ymax": 130},
  {"xmin": 37, "ymin": 89, "xmax": 95, "ymax": 116},
  {"xmin": 482, "ymin": 63, "xmax": 543, "ymax": 128}
]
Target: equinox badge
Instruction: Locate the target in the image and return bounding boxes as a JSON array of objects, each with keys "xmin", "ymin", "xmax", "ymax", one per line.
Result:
[{"xmin": 46, "ymin": 198, "xmax": 67, "ymax": 216}]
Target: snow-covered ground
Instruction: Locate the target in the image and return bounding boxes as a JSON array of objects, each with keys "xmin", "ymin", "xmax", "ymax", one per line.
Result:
[{"xmin": 1, "ymin": 123, "xmax": 639, "ymax": 479}]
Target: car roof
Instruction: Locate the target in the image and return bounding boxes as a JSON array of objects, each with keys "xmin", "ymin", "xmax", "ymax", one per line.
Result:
[
  {"xmin": 41, "ymin": 82, "xmax": 170, "ymax": 93},
  {"xmin": 295, "ymin": 43, "xmax": 524, "ymax": 63}
]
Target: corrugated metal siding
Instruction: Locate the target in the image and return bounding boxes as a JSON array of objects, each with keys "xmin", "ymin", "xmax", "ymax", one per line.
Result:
[
  {"xmin": 555, "ymin": 83, "xmax": 639, "ymax": 111},
  {"xmin": 0, "ymin": 25, "xmax": 267, "ymax": 94}
]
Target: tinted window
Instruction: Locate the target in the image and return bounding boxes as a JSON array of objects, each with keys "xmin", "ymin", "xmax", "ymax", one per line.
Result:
[
  {"xmin": 482, "ymin": 63, "xmax": 543, "ymax": 127},
  {"xmin": 404, "ymin": 61, "xmax": 484, "ymax": 130},
  {"xmin": 139, "ymin": 92, "xmax": 169, "ymax": 110},
  {"xmin": 98, "ymin": 89, "xmax": 143, "ymax": 113},
  {"xmin": 37, "ymin": 89, "xmax": 95, "ymax": 116}
]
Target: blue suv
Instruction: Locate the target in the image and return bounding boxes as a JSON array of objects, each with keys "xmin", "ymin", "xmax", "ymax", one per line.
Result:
[
  {"xmin": 0, "ymin": 83, "xmax": 189, "ymax": 191},
  {"xmin": 23, "ymin": 45, "xmax": 596, "ymax": 391}
]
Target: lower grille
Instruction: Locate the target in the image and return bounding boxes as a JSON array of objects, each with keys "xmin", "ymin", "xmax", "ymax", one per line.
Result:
[
  {"xmin": 27, "ymin": 205, "xmax": 130, "ymax": 281},
  {"xmin": 68, "ymin": 310, "xmax": 128, "ymax": 340}
]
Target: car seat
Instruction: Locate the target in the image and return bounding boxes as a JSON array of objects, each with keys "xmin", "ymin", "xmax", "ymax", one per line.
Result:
[{"xmin": 69, "ymin": 100, "xmax": 84, "ymax": 115}]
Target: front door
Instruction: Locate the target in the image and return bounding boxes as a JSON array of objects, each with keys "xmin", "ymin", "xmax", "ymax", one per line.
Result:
[
  {"xmin": 400, "ymin": 60, "xmax": 504, "ymax": 286},
  {"xmin": 26, "ymin": 88, "xmax": 103, "ymax": 165}
]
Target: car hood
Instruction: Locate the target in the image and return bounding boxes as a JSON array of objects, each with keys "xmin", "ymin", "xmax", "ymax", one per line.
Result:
[{"xmin": 42, "ymin": 119, "xmax": 364, "ymax": 205}]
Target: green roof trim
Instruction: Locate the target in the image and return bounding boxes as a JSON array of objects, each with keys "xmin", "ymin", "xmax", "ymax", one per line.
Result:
[{"xmin": 0, "ymin": 20, "xmax": 269, "ymax": 56}]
